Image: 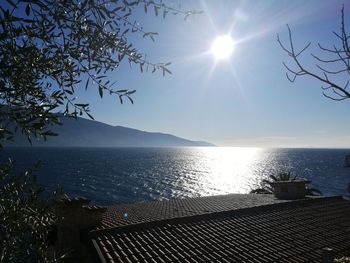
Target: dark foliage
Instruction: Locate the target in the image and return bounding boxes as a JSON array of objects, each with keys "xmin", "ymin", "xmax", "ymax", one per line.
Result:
[
  {"xmin": 0, "ymin": 0, "xmax": 201, "ymax": 144},
  {"xmin": 0, "ymin": 1, "xmax": 201, "ymax": 261},
  {"xmin": 0, "ymin": 159, "xmax": 63, "ymax": 262}
]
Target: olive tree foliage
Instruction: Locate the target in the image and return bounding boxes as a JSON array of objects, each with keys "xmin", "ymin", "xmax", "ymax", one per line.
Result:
[
  {"xmin": 0, "ymin": 0, "xmax": 200, "ymax": 261},
  {"xmin": 0, "ymin": 0, "xmax": 201, "ymax": 144},
  {"xmin": 0, "ymin": 160, "xmax": 63, "ymax": 262},
  {"xmin": 278, "ymin": 6, "xmax": 350, "ymax": 101}
]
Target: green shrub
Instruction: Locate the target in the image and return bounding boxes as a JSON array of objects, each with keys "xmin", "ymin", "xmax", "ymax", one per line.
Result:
[
  {"xmin": 0, "ymin": 160, "xmax": 62, "ymax": 262},
  {"xmin": 335, "ymin": 257, "xmax": 350, "ymax": 263}
]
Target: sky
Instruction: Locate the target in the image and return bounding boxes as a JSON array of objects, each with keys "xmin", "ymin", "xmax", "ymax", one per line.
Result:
[{"xmin": 77, "ymin": 0, "xmax": 350, "ymax": 148}]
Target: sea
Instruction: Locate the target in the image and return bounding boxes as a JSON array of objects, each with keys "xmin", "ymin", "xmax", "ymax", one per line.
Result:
[{"xmin": 1, "ymin": 147, "xmax": 350, "ymax": 205}]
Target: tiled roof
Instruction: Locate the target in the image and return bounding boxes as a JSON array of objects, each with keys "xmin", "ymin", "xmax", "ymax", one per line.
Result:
[
  {"xmin": 91, "ymin": 195, "xmax": 350, "ymax": 262},
  {"xmin": 100, "ymin": 194, "xmax": 292, "ymax": 229}
]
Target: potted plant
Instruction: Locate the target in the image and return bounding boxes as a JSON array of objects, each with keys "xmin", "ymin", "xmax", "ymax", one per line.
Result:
[{"xmin": 251, "ymin": 172, "xmax": 322, "ymax": 200}]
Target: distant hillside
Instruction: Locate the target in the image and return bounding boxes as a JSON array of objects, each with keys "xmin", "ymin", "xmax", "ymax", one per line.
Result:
[{"xmin": 7, "ymin": 116, "xmax": 215, "ymax": 147}]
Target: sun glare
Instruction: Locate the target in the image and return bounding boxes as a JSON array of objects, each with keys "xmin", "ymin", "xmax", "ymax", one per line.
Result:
[{"xmin": 211, "ymin": 35, "xmax": 235, "ymax": 60}]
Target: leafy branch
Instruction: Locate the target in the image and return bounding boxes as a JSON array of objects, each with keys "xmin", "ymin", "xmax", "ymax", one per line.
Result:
[{"xmin": 0, "ymin": 0, "xmax": 201, "ymax": 144}]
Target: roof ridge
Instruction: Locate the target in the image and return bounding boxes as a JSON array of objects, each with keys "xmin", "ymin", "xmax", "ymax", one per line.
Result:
[
  {"xmin": 89, "ymin": 195, "xmax": 345, "ymax": 238},
  {"xmin": 106, "ymin": 193, "xmax": 259, "ymax": 208}
]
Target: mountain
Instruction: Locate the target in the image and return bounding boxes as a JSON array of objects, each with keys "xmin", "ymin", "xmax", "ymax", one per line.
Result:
[{"xmin": 7, "ymin": 116, "xmax": 215, "ymax": 147}]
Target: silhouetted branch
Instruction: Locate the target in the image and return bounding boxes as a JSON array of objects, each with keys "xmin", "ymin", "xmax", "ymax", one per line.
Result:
[
  {"xmin": 0, "ymin": 0, "xmax": 201, "ymax": 144},
  {"xmin": 278, "ymin": 5, "xmax": 350, "ymax": 101}
]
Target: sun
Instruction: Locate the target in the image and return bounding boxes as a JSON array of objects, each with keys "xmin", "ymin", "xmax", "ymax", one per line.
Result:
[{"xmin": 210, "ymin": 35, "xmax": 235, "ymax": 60}]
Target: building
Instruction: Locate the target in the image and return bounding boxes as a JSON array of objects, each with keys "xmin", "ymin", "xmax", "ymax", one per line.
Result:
[{"xmin": 55, "ymin": 194, "xmax": 350, "ymax": 262}]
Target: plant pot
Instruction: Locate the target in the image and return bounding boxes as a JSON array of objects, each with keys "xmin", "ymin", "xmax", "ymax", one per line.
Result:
[{"xmin": 270, "ymin": 180, "xmax": 311, "ymax": 200}]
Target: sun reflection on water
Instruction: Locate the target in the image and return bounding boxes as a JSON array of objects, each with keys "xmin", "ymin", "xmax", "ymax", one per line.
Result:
[
  {"xmin": 182, "ymin": 147, "xmax": 266, "ymax": 196},
  {"xmin": 4, "ymin": 147, "xmax": 349, "ymax": 205}
]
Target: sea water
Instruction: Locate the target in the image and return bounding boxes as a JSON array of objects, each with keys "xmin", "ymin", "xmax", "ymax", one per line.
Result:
[{"xmin": 2, "ymin": 147, "xmax": 350, "ymax": 205}]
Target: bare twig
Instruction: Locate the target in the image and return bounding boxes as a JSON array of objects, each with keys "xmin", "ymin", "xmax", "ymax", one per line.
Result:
[{"xmin": 278, "ymin": 6, "xmax": 350, "ymax": 101}]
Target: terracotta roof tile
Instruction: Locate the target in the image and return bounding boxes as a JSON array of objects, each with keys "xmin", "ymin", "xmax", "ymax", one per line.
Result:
[
  {"xmin": 100, "ymin": 194, "xmax": 293, "ymax": 229},
  {"xmin": 91, "ymin": 196, "xmax": 350, "ymax": 262}
]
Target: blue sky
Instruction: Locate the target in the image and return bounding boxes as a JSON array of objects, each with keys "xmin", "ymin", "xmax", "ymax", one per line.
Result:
[{"xmin": 78, "ymin": 0, "xmax": 349, "ymax": 148}]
